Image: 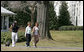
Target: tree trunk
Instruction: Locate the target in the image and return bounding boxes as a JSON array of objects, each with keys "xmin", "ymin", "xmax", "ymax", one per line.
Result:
[
  {"xmin": 31, "ymin": 7, "xmax": 35, "ymax": 28},
  {"xmin": 31, "ymin": 12, "xmax": 34, "ymax": 28},
  {"xmin": 37, "ymin": 2, "xmax": 53, "ymax": 39}
]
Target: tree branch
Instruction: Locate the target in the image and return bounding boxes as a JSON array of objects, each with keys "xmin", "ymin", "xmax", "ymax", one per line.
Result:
[{"xmin": 23, "ymin": 10, "xmax": 31, "ymax": 16}]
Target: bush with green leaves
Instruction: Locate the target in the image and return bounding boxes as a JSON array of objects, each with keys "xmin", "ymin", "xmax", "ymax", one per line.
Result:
[
  {"xmin": 59, "ymin": 26, "xmax": 83, "ymax": 31},
  {"xmin": 17, "ymin": 31, "xmax": 26, "ymax": 42},
  {"xmin": 1, "ymin": 31, "xmax": 26, "ymax": 44},
  {"xmin": 1, "ymin": 31, "xmax": 11, "ymax": 44}
]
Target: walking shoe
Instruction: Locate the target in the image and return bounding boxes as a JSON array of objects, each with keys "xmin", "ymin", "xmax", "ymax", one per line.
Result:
[
  {"xmin": 12, "ymin": 45, "xmax": 15, "ymax": 47},
  {"xmin": 27, "ymin": 46, "xmax": 31, "ymax": 47},
  {"xmin": 33, "ymin": 46, "xmax": 37, "ymax": 48}
]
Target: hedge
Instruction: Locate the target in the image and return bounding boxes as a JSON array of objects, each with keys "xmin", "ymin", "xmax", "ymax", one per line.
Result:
[
  {"xmin": 59, "ymin": 26, "xmax": 83, "ymax": 31},
  {"xmin": 1, "ymin": 31, "xmax": 26, "ymax": 44}
]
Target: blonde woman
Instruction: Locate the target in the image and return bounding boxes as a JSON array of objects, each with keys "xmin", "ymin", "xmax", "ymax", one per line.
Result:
[
  {"xmin": 25, "ymin": 22, "xmax": 31, "ymax": 47},
  {"xmin": 32, "ymin": 22, "xmax": 40, "ymax": 48}
]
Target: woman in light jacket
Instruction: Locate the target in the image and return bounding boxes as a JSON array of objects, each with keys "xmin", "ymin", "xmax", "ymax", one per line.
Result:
[
  {"xmin": 25, "ymin": 22, "xmax": 31, "ymax": 47},
  {"xmin": 32, "ymin": 22, "xmax": 40, "ymax": 48}
]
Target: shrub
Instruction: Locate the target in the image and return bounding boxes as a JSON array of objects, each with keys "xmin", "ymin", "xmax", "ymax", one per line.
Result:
[
  {"xmin": 18, "ymin": 31, "xmax": 26, "ymax": 42},
  {"xmin": 59, "ymin": 26, "xmax": 83, "ymax": 31},
  {"xmin": 1, "ymin": 31, "xmax": 26, "ymax": 44},
  {"xmin": 1, "ymin": 32, "xmax": 11, "ymax": 44}
]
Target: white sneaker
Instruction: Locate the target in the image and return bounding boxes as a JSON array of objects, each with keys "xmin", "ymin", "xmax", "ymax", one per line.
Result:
[
  {"xmin": 33, "ymin": 46, "xmax": 37, "ymax": 48},
  {"xmin": 27, "ymin": 46, "xmax": 31, "ymax": 47},
  {"xmin": 12, "ymin": 45, "xmax": 15, "ymax": 47}
]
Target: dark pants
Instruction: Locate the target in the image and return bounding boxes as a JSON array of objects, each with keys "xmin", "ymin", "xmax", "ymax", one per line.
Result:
[{"xmin": 26, "ymin": 34, "xmax": 31, "ymax": 46}]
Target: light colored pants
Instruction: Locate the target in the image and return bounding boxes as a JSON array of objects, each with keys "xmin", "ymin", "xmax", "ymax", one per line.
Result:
[{"xmin": 12, "ymin": 32, "xmax": 18, "ymax": 47}]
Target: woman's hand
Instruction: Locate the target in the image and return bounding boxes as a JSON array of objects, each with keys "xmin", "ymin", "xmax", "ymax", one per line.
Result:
[
  {"xmin": 9, "ymin": 25, "xmax": 12, "ymax": 32},
  {"xmin": 25, "ymin": 34, "xmax": 26, "ymax": 37},
  {"xmin": 38, "ymin": 35, "xmax": 41, "ymax": 37}
]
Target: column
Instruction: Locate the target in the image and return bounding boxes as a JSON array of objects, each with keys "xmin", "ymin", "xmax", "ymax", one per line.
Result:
[
  {"xmin": 2, "ymin": 16, "xmax": 4, "ymax": 31},
  {"xmin": 6, "ymin": 16, "xmax": 9, "ymax": 31}
]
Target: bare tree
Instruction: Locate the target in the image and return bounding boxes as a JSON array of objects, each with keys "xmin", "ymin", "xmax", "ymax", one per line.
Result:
[{"xmin": 6, "ymin": 1, "xmax": 37, "ymax": 27}]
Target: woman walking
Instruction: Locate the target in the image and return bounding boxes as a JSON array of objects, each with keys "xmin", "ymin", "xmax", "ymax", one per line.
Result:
[
  {"xmin": 32, "ymin": 22, "xmax": 40, "ymax": 48},
  {"xmin": 25, "ymin": 22, "xmax": 31, "ymax": 47},
  {"xmin": 10, "ymin": 21, "xmax": 19, "ymax": 47}
]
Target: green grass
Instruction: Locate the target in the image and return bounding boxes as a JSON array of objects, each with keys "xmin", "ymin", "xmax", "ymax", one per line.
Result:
[
  {"xmin": 1, "ymin": 30, "xmax": 83, "ymax": 51},
  {"xmin": 50, "ymin": 30, "xmax": 83, "ymax": 47}
]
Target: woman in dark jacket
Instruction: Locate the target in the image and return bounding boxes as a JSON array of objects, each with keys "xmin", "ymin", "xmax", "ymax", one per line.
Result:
[{"xmin": 10, "ymin": 21, "xmax": 19, "ymax": 47}]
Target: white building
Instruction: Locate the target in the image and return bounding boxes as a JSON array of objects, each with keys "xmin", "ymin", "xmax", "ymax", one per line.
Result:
[
  {"xmin": 1, "ymin": 6, "xmax": 15, "ymax": 32},
  {"xmin": 54, "ymin": 1, "xmax": 83, "ymax": 26}
]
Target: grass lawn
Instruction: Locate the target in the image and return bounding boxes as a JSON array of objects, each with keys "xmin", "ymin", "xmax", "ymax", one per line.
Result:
[{"xmin": 1, "ymin": 30, "xmax": 83, "ymax": 51}]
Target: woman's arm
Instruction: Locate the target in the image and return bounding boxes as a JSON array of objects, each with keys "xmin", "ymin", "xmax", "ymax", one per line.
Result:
[
  {"xmin": 32, "ymin": 26, "xmax": 35, "ymax": 37},
  {"xmin": 32, "ymin": 27, "xmax": 34, "ymax": 32},
  {"xmin": 9, "ymin": 25, "xmax": 13, "ymax": 32},
  {"xmin": 38, "ymin": 29, "xmax": 40, "ymax": 37},
  {"xmin": 25, "ymin": 27, "xmax": 27, "ymax": 37}
]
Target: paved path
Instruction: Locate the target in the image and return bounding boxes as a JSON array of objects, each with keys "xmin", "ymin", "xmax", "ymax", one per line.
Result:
[{"xmin": 1, "ymin": 45, "xmax": 83, "ymax": 50}]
